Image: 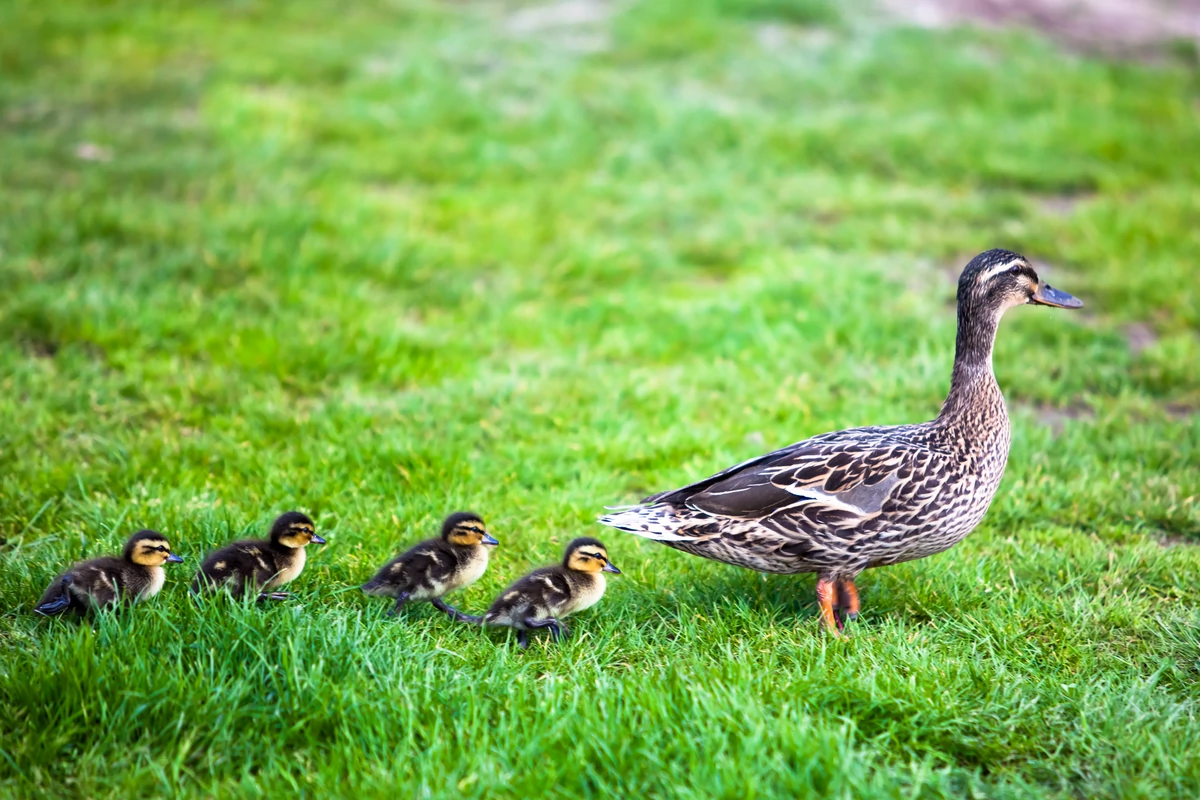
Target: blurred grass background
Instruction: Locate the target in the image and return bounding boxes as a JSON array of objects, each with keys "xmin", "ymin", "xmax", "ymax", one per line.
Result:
[{"xmin": 1, "ymin": 0, "xmax": 1198, "ymax": 797}]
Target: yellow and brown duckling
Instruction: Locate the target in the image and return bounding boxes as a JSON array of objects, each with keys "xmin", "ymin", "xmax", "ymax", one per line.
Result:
[
  {"xmin": 481, "ymin": 537, "xmax": 620, "ymax": 648},
  {"xmin": 35, "ymin": 530, "xmax": 184, "ymax": 616},
  {"xmin": 361, "ymin": 511, "xmax": 498, "ymax": 622},
  {"xmin": 192, "ymin": 511, "xmax": 325, "ymax": 601}
]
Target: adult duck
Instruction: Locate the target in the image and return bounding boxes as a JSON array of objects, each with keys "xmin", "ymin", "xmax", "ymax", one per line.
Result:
[{"xmin": 599, "ymin": 249, "xmax": 1082, "ymax": 634}]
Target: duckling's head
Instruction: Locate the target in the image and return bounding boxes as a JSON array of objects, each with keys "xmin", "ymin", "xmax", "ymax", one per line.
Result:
[
  {"xmin": 958, "ymin": 249, "xmax": 1083, "ymax": 318},
  {"xmin": 124, "ymin": 530, "xmax": 184, "ymax": 567},
  {"xmin": 270, "ymin": 512, "xmax": 325, "ymax": 549},
  {"xmin": 442, "ymin": 512, "xmax": 499, "ymax": 547},
  {"xmin": 564, "ymin": 537, "xmax": 621, "ymax": 574}
]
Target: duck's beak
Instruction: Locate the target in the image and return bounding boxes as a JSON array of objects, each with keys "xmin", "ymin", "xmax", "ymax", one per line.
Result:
[
  {"xmin": 166, "ymin": 553, "xmax": 184, "ymax": 564},
  {"xmin": 1031, "ymin": 282, "xmax": 1083, "ymax": 309},
  {"xmin": 482, "ymin": 533, "xmax": 499, "ymax": 546},
  {"xmin": 310, "ymin": 534, "xmax": 327, "ymax": 545},
  {"xmin": 602, "ymin": 561, "xmax": 621, "ymax": 575}
]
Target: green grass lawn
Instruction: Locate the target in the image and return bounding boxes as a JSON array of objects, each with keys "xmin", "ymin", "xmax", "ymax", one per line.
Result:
[{"xmin": 2, "ymin": 0, "xmax": 1199, "ymax": 796}]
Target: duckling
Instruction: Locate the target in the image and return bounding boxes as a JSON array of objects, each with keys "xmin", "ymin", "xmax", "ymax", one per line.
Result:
[
  {"xmin": 482, "ymin": 537, "xmax": 620, "ymax": 648},
  {"xmin": 192, "ymin": 511, "xmax": 325, "ymax": 600},
  {"xmin": 361, "ymin": 511, "xmax": 499, "ymax": 621},
  {"xmin": 35, "ymin": 530, "xmax": 184, "ymax": 616}
]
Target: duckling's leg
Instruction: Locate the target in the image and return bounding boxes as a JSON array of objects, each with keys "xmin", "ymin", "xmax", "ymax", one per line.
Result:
[
  {"xmin": 430, "ymin": 598, "xmax": 482, "ymax": 624},
  {"xmin": 815, "ymin": 577, "xmax": 841, "ymax": 635},
  {"xmin": 257, "ymin": 592, "xmax": 291, "ymax": 602},
  {"xmin": 516, "ymin": 629, "xmax": 530, "ymax": 649},
  {"xmin": 525, "ymin": 617, "xmax": 567, "ymax": 642},
  {"xmin": 835, "ymin": 579, "xmax": 860, "ymax": 627},
  {"xmin": 386, "ymin": 591, "xmax": 411, "ymax": 616}
]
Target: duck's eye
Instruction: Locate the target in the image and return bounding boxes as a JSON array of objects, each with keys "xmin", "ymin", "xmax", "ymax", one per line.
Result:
[
  {"xmin": 1008, "ymin": 264, "xmax": 1022, "ymax": 274},
  {"xmin": 157, "ymin": 546, "xmax": 168, "ymax": 552}
]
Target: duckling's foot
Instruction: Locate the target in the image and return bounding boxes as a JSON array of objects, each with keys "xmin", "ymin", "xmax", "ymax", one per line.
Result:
[
  {"xmin": 815, "ymin": 578, "xmax": 842, "ymax": 636},
  {"xmin": 431, "ymin": 598, "xmax": 483, "ymax": 624},
  {"xmin": 386, "ymin": 591, "xmax": 411, "ymax": 617},
  {"xmin": 35, "ymin": 577, "xmax": 74, "ymax": 616},
  {"xmin": 835, "ymin": 579, "xmax": 860, "ymax": 628},
  {"xmin": 517, "ymin": 629, "xmax": 530, "ymax": 649},
  {"xmin": 257, "ymin": 592, "xmax": 291, "ymax": 602}
]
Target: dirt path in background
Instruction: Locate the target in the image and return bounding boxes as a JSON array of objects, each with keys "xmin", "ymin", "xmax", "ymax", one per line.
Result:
[{"xmin": 882, "ymin": 0, "xmax": 1200, "ymax": 56}]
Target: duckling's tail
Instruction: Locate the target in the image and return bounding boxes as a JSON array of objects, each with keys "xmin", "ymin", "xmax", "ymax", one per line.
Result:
[{"xmin": 597, "ymin": 504, "xmax": 707, "ymax": 542}]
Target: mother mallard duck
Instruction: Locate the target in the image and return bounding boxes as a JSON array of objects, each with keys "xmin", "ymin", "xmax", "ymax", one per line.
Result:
[{"xmin": 600, "ymin": 249, "xmax": 1082, "ymax": 634}]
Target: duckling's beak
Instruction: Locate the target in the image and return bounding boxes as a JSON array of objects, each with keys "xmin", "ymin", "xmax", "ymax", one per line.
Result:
[
  {"xmin": 1031, "ymin": 282, "xmax": 1083, "ymax": 309},
  {"xmin": 166, "ymin": 553, "xmax": 184, "ymax": 564},
  {"xmin": 310, "ymin": 534, "xmax": 327, "ymax": 545},
  {"xmin": 482, "ymin": 533, "xmax": 499, "ymax": 546},
  {"xmin": 602, "ymin": 561, "xmax": 621, "ymax": 574}
]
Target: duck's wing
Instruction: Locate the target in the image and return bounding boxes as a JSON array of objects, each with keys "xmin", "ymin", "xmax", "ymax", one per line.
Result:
[
  {"xmin": 647, "ymin": 427, "xmax": 937, "ymax": 529},
  {"xmin": 73, "ymin": 558, "xmax": 126, "ymax": 606}
]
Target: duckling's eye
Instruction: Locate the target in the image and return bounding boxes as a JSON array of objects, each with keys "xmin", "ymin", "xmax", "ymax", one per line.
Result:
[
  {"xmin": 157, "ymin": 546, "xmax": 168, "ymax": 552},
  {"xmin": 1008, "ymin": 264, "xmax": 1022, "ymax": 275}
]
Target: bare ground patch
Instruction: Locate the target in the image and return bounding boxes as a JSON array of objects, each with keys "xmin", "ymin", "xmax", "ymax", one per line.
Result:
[
  {"xmin": 1026, "ymin": 401, "xmax": 1095, "ymax": 434},
  {"xmin": 880, "ymin": 0, "xmax": 1200, "ymax": 57},
  {"xmin": 1124, "ymin": 321, "xmax": 1158, "ymax": 356}
]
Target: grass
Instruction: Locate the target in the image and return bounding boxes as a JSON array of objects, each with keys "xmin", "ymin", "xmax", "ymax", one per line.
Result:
[{"xmin": 1, "ymin": 0, "xmax": 1198, "ymax": 796}]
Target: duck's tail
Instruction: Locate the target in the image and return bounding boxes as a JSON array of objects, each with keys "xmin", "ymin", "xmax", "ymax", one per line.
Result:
[{"xmin": 597, "ymin": 504, "xmax": 711, "ymax": 542}]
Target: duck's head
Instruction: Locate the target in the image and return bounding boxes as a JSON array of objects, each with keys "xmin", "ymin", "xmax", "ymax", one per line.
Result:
[
  {"xmin": 442, "ymin": 511, "xmax": 499, "ymax": 547},
  {"xmin": 564, "ymin": 537, "xmax": 621, "ymax": 574},
  {"xmin": 958, "ymin": 249, "xmax": 1083, "ymax": 316},
  {"xmin": 270, "ymin": 512, "xmax": 325, "ymax": 549},
  {"xmin": 124, "ymin": 530, "xmax": 184, "ymax": 567}
]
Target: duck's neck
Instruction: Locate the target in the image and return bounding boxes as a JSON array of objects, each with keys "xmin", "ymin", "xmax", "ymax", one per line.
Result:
[{"xmin": 938, "ymin": 302, "xmax": 1005, "ymax": 424}]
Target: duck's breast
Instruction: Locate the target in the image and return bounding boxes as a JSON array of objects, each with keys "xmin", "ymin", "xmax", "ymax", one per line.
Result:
[
  {"xmin": 139, "ymin": 566, "xmax": 167, "ymax": 600},
  {"xmin": 268, "ymin": 547, "xmax": 306, "ymax": 588},
  {"xmin": 562, "ymin": 574, "xmax": 607, "ymax": 617}
]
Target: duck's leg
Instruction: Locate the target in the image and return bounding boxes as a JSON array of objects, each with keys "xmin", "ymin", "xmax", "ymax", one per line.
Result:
[
  {"xmin": 835, "ymin": 579, "xmax": 860, "ymax": 627},
  {"xmin": 516, "ymin": 629, "xmax": 530, "ymax": 649},
  {"xmin": 431, "ymin": 598, "xmax": 482, "ymax": 624},
  {"xmin": 386, "ymin": 591, "xmax": 411, "ymax": 616},
  {"xmin": 815, "ymin": 577, "xmax": 841, "ymax": 635},
  {"xmin": 257, "ymin": 592, "xmax": 291, "ymax": 602},
  {"xmin": 524, "ymin": 617, "xmax": 565, "ymax": 643}
]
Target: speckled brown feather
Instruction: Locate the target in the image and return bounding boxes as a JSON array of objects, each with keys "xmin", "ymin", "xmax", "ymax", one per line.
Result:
[{"xmin": 600, "ymin": 250, "xmax": 1079, "ymax": 595}]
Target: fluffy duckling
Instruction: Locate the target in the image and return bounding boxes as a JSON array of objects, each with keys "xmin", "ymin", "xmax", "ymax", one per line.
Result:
[
  {"xmin": 361, "ymin": 511, "xmax": 499, "ymax": 621},
  {"xmin": 35, "ymin": 530, "xmax": 184, "ymax": 616},
  {"xmin": 482, "ymin": 537, "xmax": 620, "ymax": 648},
  {"xmin": 192, "ymin": 511, "xmax": 325, "ymax": 600}
]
